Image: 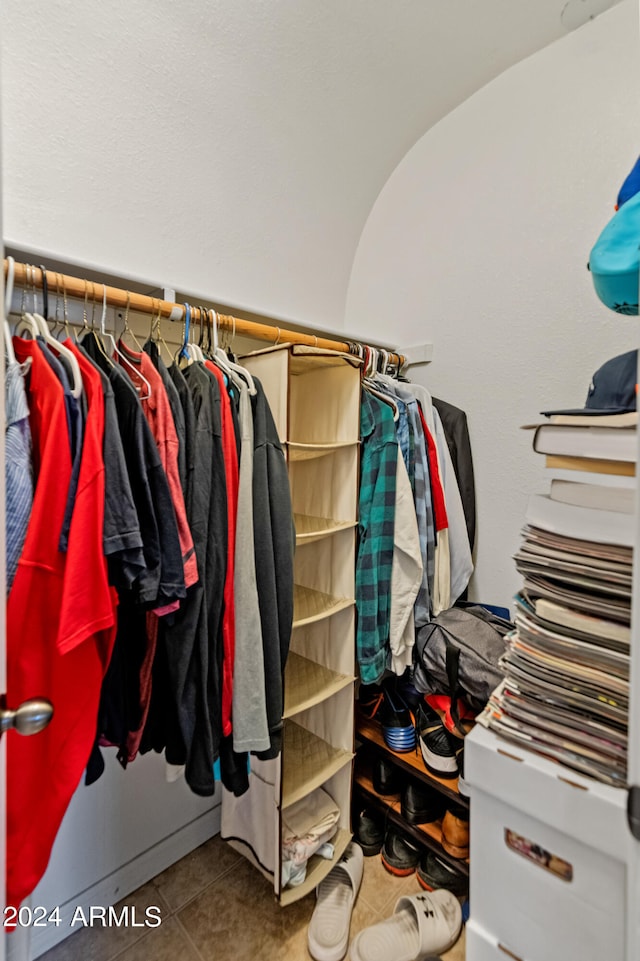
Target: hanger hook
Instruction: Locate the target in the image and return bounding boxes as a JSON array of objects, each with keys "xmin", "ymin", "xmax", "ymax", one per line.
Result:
[
  {"xmin": 210, "ymin": 309, "xmax": 219, "ymax": 352},
  {"xmin": 180, "ymin": 303, "xmax": 191, "ymax": 358},
  {"xmin": 100, "ymin": 285, "xmax": 108, "ymax": 335},
  {"xmin": 39, "ymin": 265, "xmax": 49, "ymax": 321},
  {"xmin": 5, "ymin": 255, "xmax": 15, "ymax": 318}
]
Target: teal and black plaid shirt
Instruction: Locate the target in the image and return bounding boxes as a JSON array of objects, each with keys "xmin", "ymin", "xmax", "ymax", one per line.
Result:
[{"xmin": 356, "ymin": 390, "xmax": 398, "ymax": 684}]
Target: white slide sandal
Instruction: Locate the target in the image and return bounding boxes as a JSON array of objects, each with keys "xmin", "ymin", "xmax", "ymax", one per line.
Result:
[
  {"xmin": 349, "ymin": 889, "xmax": 462, "ymax": 961},
  {"xmin": 308, "ymin": 841, "xmax": 364, "ymax": 961}
]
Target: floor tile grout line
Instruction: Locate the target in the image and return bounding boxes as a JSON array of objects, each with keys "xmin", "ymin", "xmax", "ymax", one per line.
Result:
[
  {"xmin": 173, "ymin": 911, "xmax": 209, "ymax": 961},
  {"xmin": 162, "ymin": 856, "xmax": 245, "ymax": 916}
]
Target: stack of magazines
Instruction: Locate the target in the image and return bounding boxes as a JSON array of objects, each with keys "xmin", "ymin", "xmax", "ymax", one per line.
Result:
[{"xmin": 478, "ymin": 398, "xmax": 635, "ymax": 787}]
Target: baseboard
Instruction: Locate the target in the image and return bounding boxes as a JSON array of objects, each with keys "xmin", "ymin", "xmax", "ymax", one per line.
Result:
[{"xmin": 30, "ymin": 803, "xmax": 221, "ymax": 958}]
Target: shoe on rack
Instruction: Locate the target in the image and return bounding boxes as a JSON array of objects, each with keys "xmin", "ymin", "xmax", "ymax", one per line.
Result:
[
  {"xmin": 354, "ymin": 808, "xmax": 385, "ymax": 857},
  {"xmin": 401, "ymin": 780, "xmax": 446, "ymax": 826},
  {"xmin": 441, "ymin": 806, "xmax": 470, "ymax": 860},
  {"xmin": 380, "ymin": 828, "xmax": 420, "ymax": 877},
  {"xmin": 358, "ymin": 683, "xmax": 383, "ymax": 719},
  {"xmin": 417, "ymin": 851, "xmax": 468, "ymax": 897},
  {"xmin": 378, "ymin": 681, "xmax": 416, "ymax": 753},
  {"xmin": 415, "ymin": 701, "xmax": 459, "ymax": 779},
  {"xmin": 372, "ymin": 756, "xmax": 404, "ymax": 796},
  {"xmin": 425, "ymin": 693, "xmax": 475, "ymax": 740}
]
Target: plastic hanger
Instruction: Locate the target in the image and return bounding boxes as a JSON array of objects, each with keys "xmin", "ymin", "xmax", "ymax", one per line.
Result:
[
  {"xmin": 210, "ymin": 309, "xmax": 257, "ymax": 395},
  {"xmin": 4, "ymin": 255, "xmax": 17, "ymax": 365},
  {"xmin": 81, "ymin": 281, "xmax": 115, "ymax": 368},
  {"xmin": 187, "ymin": 306, "xmax": 205, "ymax": 362},
  {"xmin": 34, "ymin": 272, "xmax": 84, "ymax": 399}
]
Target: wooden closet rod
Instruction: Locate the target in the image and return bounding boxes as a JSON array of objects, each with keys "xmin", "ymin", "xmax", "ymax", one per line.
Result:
[{"xmin": 4, "ymin": 258, "xmax": 405, "ymax": 366}]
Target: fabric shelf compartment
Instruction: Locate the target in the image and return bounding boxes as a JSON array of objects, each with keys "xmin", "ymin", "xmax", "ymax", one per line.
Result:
[
  {"xmin": 283, "ymin": 652, "xmax": 354, "ymax": 718},
  {"xmin": 293, "ymin": 585, "xmax": 354, "ymax": 627},
  {"xmin": 290, "ymin": 443, "xmax": 359, "ymax": 532},
  {"xmin": 279, "ymin": 828, "xmax": 353, "ymax": 907},
  {"xmin": 282, "ymin": 719, "xmax": 354, "ymax": 808},
  {"xmin": 295, "ymin": 527, "xmax": 356, "ymax": 601},
  {"xmin": 291, "ymin": 606, "xmax": 355, "ymax": 677},
  {"xmin": 287, "ymin": 441, "xmax": 357, "ymax": 462},
  {"xmin": 294, "ymin": 515, "xmax": 357, "ymax": 545}
]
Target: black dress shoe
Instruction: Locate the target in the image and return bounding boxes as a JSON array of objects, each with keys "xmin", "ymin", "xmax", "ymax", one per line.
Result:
[
  {"xmin": 372, "ymin": 756, "xmax": 404, "ymax": 796},
  {"xmin": 380, "ymin": 828, "xmax": 420, "ymax": 877},
  {"xmin": 354, "ymin": 808, "xmax": 385, "ymax": 856},
  {"xmin": 417, "ymin": 852, "xmax": 468, "ymax": 896},
  {"xmin": 401, "ymin": 780, "xmax": 446, "ymax": 825}
]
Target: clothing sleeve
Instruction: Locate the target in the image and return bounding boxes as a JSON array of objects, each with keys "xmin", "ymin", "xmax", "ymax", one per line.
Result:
[
  {"xmin": 432, "ymin": 408, "xmax": 474, "ymax": 607},
  {"xmin": 432, "ymin": 397, "xmax": 476, "ymax": 553},
  {"xmin": 356, "ymin": 393, "xmax": 397, "ymax": 685},
  {"xmin": 101, "ymin": 382, "xmax": 147, "ymax": 593},
  {"xmin": 388, "ymin": 448, "xmax": 422, "ymax": 675}
]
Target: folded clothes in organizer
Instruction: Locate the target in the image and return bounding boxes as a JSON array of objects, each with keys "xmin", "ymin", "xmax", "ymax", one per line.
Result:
[{"xmin": 281, "ymin": 787, "xmax": 340, "ymax": 888}]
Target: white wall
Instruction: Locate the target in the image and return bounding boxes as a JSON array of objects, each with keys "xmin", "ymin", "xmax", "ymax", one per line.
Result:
[
  {"xmin": 1, "ymin": 0, "xmax": 609, "ymax": 331},
  {"xmin": 346, "ymin": 0, "xmax": 640, "ymax": 611}
]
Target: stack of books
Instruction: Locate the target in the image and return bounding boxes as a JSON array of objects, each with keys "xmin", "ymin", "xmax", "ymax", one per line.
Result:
[{"xmin": 478, "ymin": 410, "xmax": 636, "ymax": 787}]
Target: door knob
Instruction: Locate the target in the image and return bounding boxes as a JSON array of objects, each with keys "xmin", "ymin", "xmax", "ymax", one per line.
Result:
[{"xmin": 0, "ymin": 698, "xmax": 53, "ymax": 736}]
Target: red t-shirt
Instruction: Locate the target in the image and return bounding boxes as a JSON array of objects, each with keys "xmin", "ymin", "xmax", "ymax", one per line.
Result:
[
  {"xmin": 205, "ymin": 362, "xmax": 239, "ymax": 738},
  {"xmin": 7, "ymin": 338, "xmax": 116, "ymax": 909},
  {"xmin": 418, "ymin": 404, "xmax": 449, "ymax": 533}
]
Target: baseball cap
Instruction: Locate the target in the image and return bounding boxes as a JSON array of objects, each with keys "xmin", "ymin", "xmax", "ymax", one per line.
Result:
[
  {"xmin": 588, "ymin": 191, "xmax": 640, "ymax": 316},
  {"xmin": 541, "ymin": 349, "xmax": 638, "ymax": 416}
]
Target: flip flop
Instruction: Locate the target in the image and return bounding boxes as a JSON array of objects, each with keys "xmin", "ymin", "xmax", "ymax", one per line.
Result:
[
  {"xmin": 308, "ymin": 841, "xmax": 364, "ymax": 961},
  {"xmin": 349, "ymin": 890, "xmax": 462, "ymax": 961}
]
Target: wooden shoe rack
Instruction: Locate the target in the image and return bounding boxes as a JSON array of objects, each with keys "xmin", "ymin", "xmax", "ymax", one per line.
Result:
[{"xmin": 354, "ymin": 709, "xmax": 470, "ymax": 880}]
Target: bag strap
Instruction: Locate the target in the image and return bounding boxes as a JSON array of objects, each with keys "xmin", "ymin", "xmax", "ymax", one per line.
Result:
[{"xmin": 444, "ymin": 637, "xmax": 463, "ymax": 729}]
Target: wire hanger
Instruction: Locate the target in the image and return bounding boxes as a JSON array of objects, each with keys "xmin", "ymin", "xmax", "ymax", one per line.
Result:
[
  {"xmin": 13, "ymin": 264, "xmax": 39, "ymax": 339},
  {"xmin": 150, "ymin": 297, "xmax": 173, "ymax": 364},
  {"xmin": 177, "ymin": 302, "xmax": 193, "ymax": 365},
  {"xmin": 119, "ymin": 292, "xmax": 144, "ymax": 351},
  {"xmin": 110, "ymin": 290, "xmax": 152, "ymax": 399},
  {"xmin": 4, "ymin": 255, "xmax": 16, "ymax": 365}
]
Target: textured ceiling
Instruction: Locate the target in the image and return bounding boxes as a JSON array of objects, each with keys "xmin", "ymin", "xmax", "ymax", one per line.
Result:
[{"xmin": 1, "ymin": 0, "xmax": 625, "ymax": 327}]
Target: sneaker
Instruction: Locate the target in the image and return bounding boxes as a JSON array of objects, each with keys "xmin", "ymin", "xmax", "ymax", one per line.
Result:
[
  {"xmin": 417, "ymin": 852, "xmax": 468, "ymax": 896},
  {"xmin": 378, "ymin": 682, "xmax": 416, "ymax": 753},
  {"xmin": 380, "ymin": 828, "xmax": 420, "ymax": 877},
  {"xmin": 416, "ymin": 701, "xmax": 459, "ymax": 779}
]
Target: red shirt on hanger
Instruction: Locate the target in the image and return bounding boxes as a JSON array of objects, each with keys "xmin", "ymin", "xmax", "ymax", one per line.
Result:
[
  {"xmin": 205, "ymin": 361, "xmax": 238, "ymax": 738},
  {"xmin": 7, "ymin": 338, "xmax": 117, "ymax": 910}
]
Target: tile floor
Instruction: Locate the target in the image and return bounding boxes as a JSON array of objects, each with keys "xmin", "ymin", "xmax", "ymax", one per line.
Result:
[{"xmin": 39, "ymin": 836, "xmax": 466, "ymax": 961}]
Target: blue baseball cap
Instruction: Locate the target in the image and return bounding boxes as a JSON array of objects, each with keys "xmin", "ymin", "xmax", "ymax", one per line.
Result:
[
  {"xmin": 542, "ymin": 349, "xmax": 638, "ymax": 416},
  {"xmin": 588, "ymin": 191, "xmax": 640, "ymax": 316}
]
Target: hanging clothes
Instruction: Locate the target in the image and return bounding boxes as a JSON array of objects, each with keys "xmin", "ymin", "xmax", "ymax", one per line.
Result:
[
  {"xmin": 356, "ymin": 389, "xmax": 398, "ymax": 685},
  {"xmin": 432, "ymin": 396, "xmax": 476, "ymax": 553},
  {"xmin": 231, "ymin": 380, "xmax": 270, "ymax": 755},
  {"xmin": 5, "ymin": 359, "xmax": 33, "ymax": 593},
  {"xmin": 7, "ymin": 337, "xmax": 117, "ymax": 910},
  {"xmin": 251, "ymin": 376, "xmax": 296, "ymax": 760}
]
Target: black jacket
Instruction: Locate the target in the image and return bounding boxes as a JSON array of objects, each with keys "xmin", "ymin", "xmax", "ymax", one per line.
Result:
[{"xmin": 252, "ymin": 378, "xmax": 295, "ymax": 759}]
